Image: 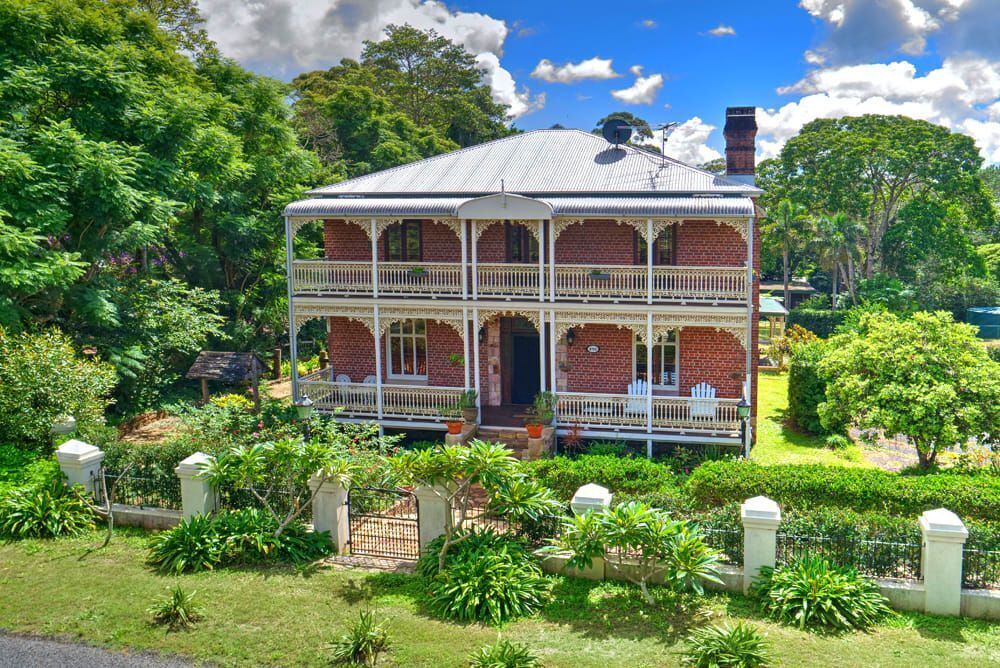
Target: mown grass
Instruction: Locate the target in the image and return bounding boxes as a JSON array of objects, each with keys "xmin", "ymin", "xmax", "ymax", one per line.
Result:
[
  {"xmin": 751, "ymin": 370, "xmax": 867, "ymax": 467},
  {"xmin": 1, "ymin": 531, "xmax": 998, "ymax": 667}
]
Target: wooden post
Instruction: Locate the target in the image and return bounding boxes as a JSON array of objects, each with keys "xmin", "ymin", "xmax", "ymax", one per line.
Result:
[
  {"xmin": 250, "ymin": 373, "xmax": 261, "ymax": 413},
  {"xmin": 200, "ymin": 378, "xmax": 209, "ymax": 404},
  {"xmin": 272, "ymin": 346, "xmax": 282, "ymax": 380},
  {"xmin": 318, "ymin": 349, "xmax": 328, "ymax": 370}
]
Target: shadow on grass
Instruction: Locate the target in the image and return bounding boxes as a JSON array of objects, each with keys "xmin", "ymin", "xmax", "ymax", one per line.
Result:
[
  {"xmin": 899, "ymin": 611, "xmax": 988, "ymax": 643},
  {"xmin": 335, "ymin": 571, "xmax": 713, "ymax": 643},
  {"xmin": 765, "ymin": 409, "xmax": 829, "ymax": 451}
]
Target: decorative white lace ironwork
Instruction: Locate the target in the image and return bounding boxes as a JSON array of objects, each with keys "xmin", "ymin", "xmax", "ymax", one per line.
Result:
[
  {"xmin": 551, "ymin": 310, "xmax": 747, "ymax": 349},
  {"xmin": 293, "ymin": 304, "xmax": 375, "ymax": 336},
  {"xmin": 471, "ymin": 219, "xmax": 542, "ymax": 243},
  {"xmin": 428, "ymin": 218, "xmax": 463, "ymax": 238},
  {"xmin": 476, "ymin": 309, "xmax": 541, "ymax": 331},
  {"xmin": 378, "ymin": 307, "xmax": 467, "ymax": 338}
]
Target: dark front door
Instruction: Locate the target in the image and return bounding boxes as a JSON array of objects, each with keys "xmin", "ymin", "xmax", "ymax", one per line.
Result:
[{"xmin": 510, "ymin": 333, "xmax": 540, "ymax": 405}]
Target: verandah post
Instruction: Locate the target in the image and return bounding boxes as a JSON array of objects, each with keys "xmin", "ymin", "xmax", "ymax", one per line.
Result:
[{"xmin": 645, "ymin": 312, "xmax": 653, "ymax": 459}]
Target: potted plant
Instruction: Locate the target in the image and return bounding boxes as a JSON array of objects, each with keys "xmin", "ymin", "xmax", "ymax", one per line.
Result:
[
  {"xmin": 439, "ymin": 402, "xmax": 464, "ymax": 434},
  {"xmin": 408, "ymin": 266, "xmax": 429, "ymax": 278},
  {"xmin": 588, "ymin": 268, "xmax": 611, "ymax": 281},
  {"xmin": 533, "ymin": 391, "xmax": 557, "ymax": 426},
  {"xmin": 524, "ymin": 410, "xmax": 544, "ymax": 439},
  {"xmin": 447, "ymin": 353, "xmax": 464, "ymax": 367},
  {"xmin": 458, "ymin": 389, "xmax": 479, "ymax": 423}
]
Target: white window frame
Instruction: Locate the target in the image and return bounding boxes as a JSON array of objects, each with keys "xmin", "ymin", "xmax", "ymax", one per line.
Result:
[
  {"xmin": 633, "ymin": 330, "xmax": 679, "ymax": 390},
  {"xmin": 386, "ymin": 319, "xmax": 428, "ymax": 381}
]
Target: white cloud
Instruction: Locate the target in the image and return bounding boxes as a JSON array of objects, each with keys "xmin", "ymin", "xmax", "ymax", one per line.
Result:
[
  {"xmin": 705, "ymin": 24, "xmax": 736, "ymax": 37},
  {"xmin": 531, "ymin": 57, "xmax": 620, "ymax": 84},
  {"xmin": 198, "ymin": 0, "xmax": 543, "ymax": 119},
  {"xmin": 799, "ymin": 0, "xmax": 1000, "ymax": 63},
  {"xmin": 640, "ymin": 118, "xmax": 722, "ymax": 166},
  {"xmin": 477, "ymin": 53, "xmax": 545, "ymax": 119},
  {"xmin": 610, "ymin": 65, "xmax": 664, "ymax": 105},
  {"xmin": 755, "ymin": 57, "xmax": 1000, "ymax": 161},
  {"xmin": 804, "ymin": 49, "xmax": 827, "ymax": 65},
  {"xmin": 640, "ymin": 19, "xmax": 657, "ymax": 29}
]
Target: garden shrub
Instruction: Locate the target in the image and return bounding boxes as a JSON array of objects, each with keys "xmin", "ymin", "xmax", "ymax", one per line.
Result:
[
  {"xmin": 421, "ymin": 528, "xmax": 552, "ymax": 625},
  {"xmin": 686, "ymin": 461, "xmax": 1000, "ymax": 520},
  {"xmin": 752, "ymin": 556, "xmax": 892, "ymax": 630},
  {"xmin": 330, "ymin": 609, "xmax": 390, "ymax": 667},
  {"xmin": 824, "ymin": 434, "xmax": 851, "ymax": 450},
  {"xmin": 147, "ymin": 508, "xmax": 332, "ymax": 573},
  {"xmin": 0, "ymin": 328, "xmax": 116, "ymax": 451},
  {"xmin": 681, "ymin": 622, "xmax": 771, "ymax": 668},
  {"xmin": 786, "ymin": 341, "xmax": 829, "ymax": 435},
  {"xmin": 584, "ymin": 440, "xmax": 628, "ymax": 457},
  {"xmin": 148, "ymin": 586, "xmax": 202, "ymax": 631},
  {"xmin": 0, "ymin": 482, "xmax": 96, "ymax": 539},
  {"xmin": 470, "ymin": 639, "xmax": 540, "ymax": 668},
  {"xmin": 786, "ymin": 308, "xmax": 845, "ymax": 338},
  {"xmin": 0, "ymin": 446, "xmax": 62, "ymax": 497},
  {"xmin": 521, "ymin": 455, "xmax": 677, "ymax": 501}
]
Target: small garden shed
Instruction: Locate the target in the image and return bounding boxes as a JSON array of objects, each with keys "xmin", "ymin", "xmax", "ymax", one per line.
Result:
[{"xmin": 186, "ymin": 351, "xmax": 266, "ymax": 410}]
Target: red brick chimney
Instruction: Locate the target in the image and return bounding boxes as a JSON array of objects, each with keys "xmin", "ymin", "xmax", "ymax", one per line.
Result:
[{"xmin": 723, "ymin": 106, "xmax": 757, "ymax": 186}]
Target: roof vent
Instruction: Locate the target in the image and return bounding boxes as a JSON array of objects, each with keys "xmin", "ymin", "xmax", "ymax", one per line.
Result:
[{"xmin": 601, "ymin": 119, "xmax": 633, "ymax": 147}]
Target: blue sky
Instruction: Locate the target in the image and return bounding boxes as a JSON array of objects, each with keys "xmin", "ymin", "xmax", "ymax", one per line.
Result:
[{"xmin": 197, "ymin": 0, "xmax": 1000, "ymax": 165}]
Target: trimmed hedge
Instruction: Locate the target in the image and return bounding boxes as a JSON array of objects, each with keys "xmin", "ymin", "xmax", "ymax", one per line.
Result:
[
  {"xmin": 787, "ymin": 308, "xmax": 845, "ymax": 338},
  {"xmin": 786, "ymin": 342, "xmax": 828, "ymax": 435},
  {"xmin": 686, "ymin": 461, "xmax": 1000, "ymax": 521},
  {"xmin": 520, "ymin": 455, "xmax": 677, "ymax": 501}
]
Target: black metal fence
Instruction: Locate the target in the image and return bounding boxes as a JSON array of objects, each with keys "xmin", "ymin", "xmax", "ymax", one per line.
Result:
[
  {"xmin": 776, "ymin": 533, "xmax": 922, "ymax": 580},
  {"xmin": 963, "ymin": 546, "xmax": 1000, "ymax": 590},
  {"xmin": 348, "ymin": 487, "xmax": 420, "ymax": 560},
  {"xmin": 703, "ymin": 528, "xmax": 744, "ymax": 565},
  {"xmin": 217, "ymin": 483, "xmax": 313, "ymax": 524},
  {"xmin": 97, "ymin": 469, "xmax": 182, "ymax": 510}
]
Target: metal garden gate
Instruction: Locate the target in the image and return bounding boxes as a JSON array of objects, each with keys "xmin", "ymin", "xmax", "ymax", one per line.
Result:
[{"xmin": 347, "ymin": 487, "xmax": 420, "ymax": 559}]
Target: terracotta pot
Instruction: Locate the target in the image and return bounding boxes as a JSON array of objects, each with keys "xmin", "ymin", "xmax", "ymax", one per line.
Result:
[
  {"xmin": 445, "ymin": 420, "xmax": 464, "ymax": 435},
  {"xmin": 462, "ymin": 407, "xmax": 478, "ymax": 424},
  {"xmin": 525, "ymin": 423, "xmax": 544, "ymax": 438}
]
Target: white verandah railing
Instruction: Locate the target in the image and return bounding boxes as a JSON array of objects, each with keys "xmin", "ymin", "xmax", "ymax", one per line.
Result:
[
  {"xmin": 299, "ymin": 372, "xmax": 465, "ymax": 420},
  {"xmin": 293, "ymin": 259, "xmax": 746, "ymax": 303},
  {"xmin": 557, "ymin": 392, "xmax": 741, "ymax": 432}
]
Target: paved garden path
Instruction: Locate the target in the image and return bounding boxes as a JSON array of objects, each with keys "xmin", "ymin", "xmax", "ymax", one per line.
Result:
[{"xmin": 0, "ymin": 633, "xmax": 191, "ymax": 667}]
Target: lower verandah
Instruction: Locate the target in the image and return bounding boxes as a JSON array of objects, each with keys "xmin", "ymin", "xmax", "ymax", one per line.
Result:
[{"xmin": 301, "ymin": 316, "xmax": 748, "ymax": 436}]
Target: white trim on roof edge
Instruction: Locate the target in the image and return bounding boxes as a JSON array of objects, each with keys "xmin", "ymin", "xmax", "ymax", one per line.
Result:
[{"xmin": 455, "ymin": 193, "xmax": 552, "ymax": 220}]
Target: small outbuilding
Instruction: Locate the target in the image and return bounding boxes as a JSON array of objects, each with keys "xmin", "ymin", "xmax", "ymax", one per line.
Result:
[
  {"xmin": 186, "ymin": 351, "xmax": 267, "ymax": 410},
  {"xmin": 759, "ymin": 296, "xmax": 789, "ymax": 341}
]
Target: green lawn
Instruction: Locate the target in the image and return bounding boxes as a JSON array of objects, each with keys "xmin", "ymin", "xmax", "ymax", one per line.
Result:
[
  {"xmin": 1, "ymin": 532, "xmax": 998, "ymax": 667},
  {"xmin": 751, "ymin": 370, "xmax": 868, "ymax": 466}
]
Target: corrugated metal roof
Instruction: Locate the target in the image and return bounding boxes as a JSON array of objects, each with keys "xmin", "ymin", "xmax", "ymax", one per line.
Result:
[
  {"xmin": 283, "ymin": 195, "xmax": 756, "ymax": 218},
  {"xmin": 306, "ymin": 130, "xmax": 761, "ymax": 196}
]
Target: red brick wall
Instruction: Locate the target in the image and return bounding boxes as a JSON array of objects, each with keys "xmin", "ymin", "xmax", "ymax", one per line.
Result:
[
  {"xmin": 678, "ymin": 327, "xmax": 744, "ymax": 398},
  {"xmin": 327, "ymin": 316, "xmax": 375, "ymax": 381},
  {"xmin": 564, "ymin": 325, "xmax": 633, "ymax": 394},
  {"xmin": 425, "ymin": 320, "xmax": 465, "ymax": 386},
  {"xmin": 422, "ymin": 220, "xmax": 460, "ymax": 262},
  {"xmin": 675, "ymin": 221, "xmax": 746, "ymax": 266},
  {"xmin": 555, "ymin": 220, "xmax": 635, "ymax": 264},
  {"xmin": 323, "ymin": 220, "xmax": 371, "ymax": 261},
  {"xmin": 476, "ymin": 222, "xmax": 506, "ymax": 263}
]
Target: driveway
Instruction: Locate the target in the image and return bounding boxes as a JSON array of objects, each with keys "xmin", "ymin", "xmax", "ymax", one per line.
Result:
[{"xmin": 0, "ymin": 633, "xmax": 191, "ymax": 667}]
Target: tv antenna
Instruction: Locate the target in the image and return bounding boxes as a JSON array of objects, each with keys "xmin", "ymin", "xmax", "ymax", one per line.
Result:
[{"xmin": 654, "ymin": 122, "xmax": 679, "ymax": 157}]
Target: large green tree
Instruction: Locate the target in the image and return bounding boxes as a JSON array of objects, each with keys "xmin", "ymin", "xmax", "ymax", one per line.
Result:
[
  {"xmin": 776, "ymin": 115, "xmax": 995, "ymax": 278},
  {"xmin": 818, "ymin": 310, "xmax": 1000, "ymax": 468},
  {"xmin": 762, "ymin": 199, "xmax": 808, "ymax": 306},
  {"xmin": 0, "ymin": 0, "xmax": 321, "ymax": 411}
]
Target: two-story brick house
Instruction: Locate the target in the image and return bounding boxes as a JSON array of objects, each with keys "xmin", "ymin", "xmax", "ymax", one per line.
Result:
[{"xmin": 283, "ymin": 107, "xmax": 761, "ymax": 455}]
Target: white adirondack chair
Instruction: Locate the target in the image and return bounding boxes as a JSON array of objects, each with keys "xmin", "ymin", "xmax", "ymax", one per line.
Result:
[
  {"xmin": 689, "ymin": 382, "xmax": 718, "ymax": 420},
  {"xmin": 333, "ymin": 373, "xmax": 351, "ymax": 404},
  {"xmin": 627, "ymin": 379, "xmax": 648, "ymax": 414}
]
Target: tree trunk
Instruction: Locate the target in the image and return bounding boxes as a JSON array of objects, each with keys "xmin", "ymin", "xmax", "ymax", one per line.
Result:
[
  {"xmin": 782, "ymin": 246, "xmax": 790, "ymax": 310},
  {"xmin": 831, "ymin": 267, "xmax": 839, "ymax": 311}
]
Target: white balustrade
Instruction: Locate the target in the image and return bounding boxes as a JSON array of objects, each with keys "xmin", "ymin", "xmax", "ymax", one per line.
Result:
[
  {"xmin": 377, "ymin": 262, "xmax": 462, "ymax": 296},
  {"xmin": 651, "ymin": 266, "xmax": 746, "ymax": 302},
  {"xmin": 298, "ymin": 373, "xmax": 465, "ymax": 420},
  {"xmin": 557, "ymin": 393, "xmax": 740, "ymax": 432},
  {"xmin": 477, "ymin": 263, "xmax": 540, "ymax": 298},
  {"xmin": 293, "ymin": 261, "xmax": 371, "ymax": 294},
  {"xmin": 553, "ymin": 265, "xmax": 646, "ymax": 300}
]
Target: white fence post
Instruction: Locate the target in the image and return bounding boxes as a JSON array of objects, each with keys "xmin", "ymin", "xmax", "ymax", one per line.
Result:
[
  {"xmin": 310, "ymin": 474, "xmax": 350, "ymax": 554},
  {"xmin": 920, "ymin": 508, "xmax": 968, "ymax": 616},
  {"xmin": 741, "ymin": 495, "xmax": 781, "ymax": 593},
  {"xmin": 55, "ymin": 440, "xmax": 104, "ymax": 497},
  {"xmin": 414, "ymin": 485, "xmax": 450, "ymax": 553},
  {"xmin": 175, "ymin": 452, "xmax": 217, "ymax": 520}
]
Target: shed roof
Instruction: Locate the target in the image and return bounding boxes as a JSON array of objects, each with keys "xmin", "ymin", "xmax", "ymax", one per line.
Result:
[
  {"xmin": 759, "ymin": 297, "xmax": 789, "ymax": 317},
  {"xmin": 186, "ymin": 352, "xmax": 265, "ymax": 382},
  {"xmin": 306, "ymin": 129, "xmax": 761, "ymax": 197}
]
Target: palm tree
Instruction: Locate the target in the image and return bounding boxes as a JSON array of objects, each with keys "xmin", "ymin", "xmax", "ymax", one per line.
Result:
[
  {"xmin": 763, "ymin": 199, "xmax": 808, "ymax": 308},
  {"xmin": 811, "ymin": 213, "xmax": 864, "ymax": 309}
]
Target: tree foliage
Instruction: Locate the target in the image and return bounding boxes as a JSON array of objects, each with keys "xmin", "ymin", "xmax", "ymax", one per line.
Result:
[{"xmin": 817, "ymin": 310, "xmax": 1000, "ymax": 468}]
